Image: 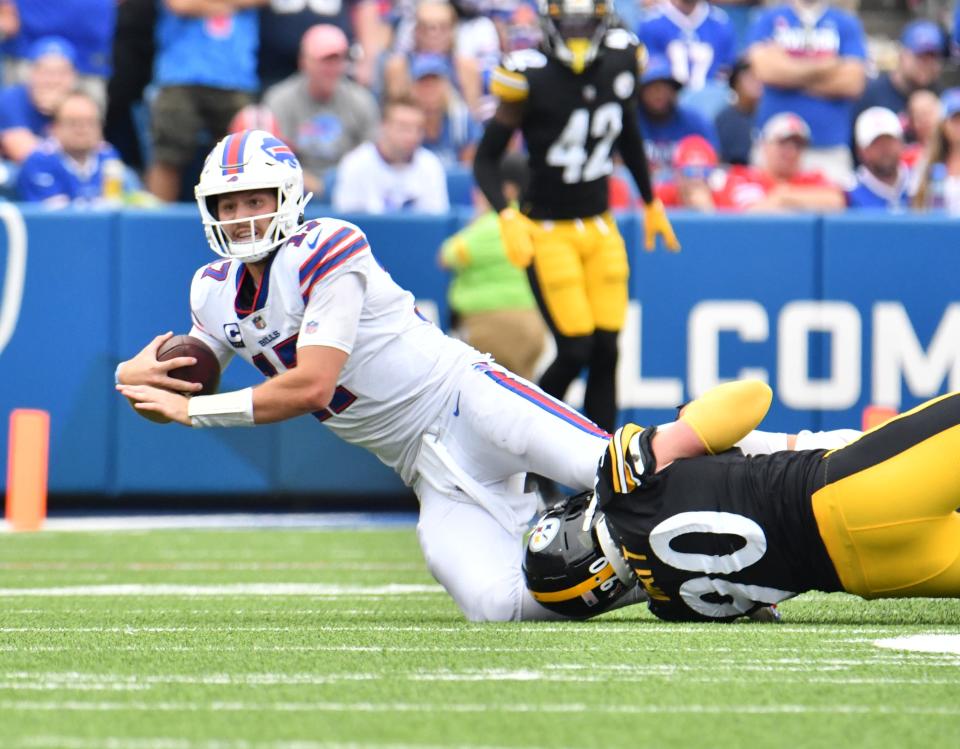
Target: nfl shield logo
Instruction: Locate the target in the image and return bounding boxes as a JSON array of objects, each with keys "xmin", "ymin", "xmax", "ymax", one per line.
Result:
[
  {"xmin": 305, "ymin": 320, "xmax": 318, "ymax": 334},
  {"xmin": 253, "ymin": 315, "xmax": 267, "ymax": 330}
]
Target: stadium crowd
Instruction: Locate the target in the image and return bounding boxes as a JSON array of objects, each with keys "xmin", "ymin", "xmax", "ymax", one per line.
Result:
[{"xmin": 0, "ymin": 1, "xmax": 958, "ymax": 212}]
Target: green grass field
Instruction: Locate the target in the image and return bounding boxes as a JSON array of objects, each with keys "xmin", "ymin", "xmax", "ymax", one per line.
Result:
[{"xmin": 1, "ymin": 525, "xmax": 958, "ymax": 749}]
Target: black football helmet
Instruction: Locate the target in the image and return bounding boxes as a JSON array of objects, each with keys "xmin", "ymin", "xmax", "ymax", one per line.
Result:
[
  {"xmin": 537, "ymin": 0, "xmax": 613, "ymax": 74},
  {"xmin": 523, "ymin": 491, "xmax": 638, "ymax": 619}
]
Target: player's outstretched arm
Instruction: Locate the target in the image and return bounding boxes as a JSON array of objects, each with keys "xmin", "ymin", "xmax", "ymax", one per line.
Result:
[
  {"xmin": 118, "ymin": 345, "xmax": 348, "ymax": 427},
  {"xmin": 116, "ymin": 332, "xmax": 204, "ymax": 394}
]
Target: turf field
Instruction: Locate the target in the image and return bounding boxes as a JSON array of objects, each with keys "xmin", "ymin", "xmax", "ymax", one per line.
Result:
[{"xmin": 1, "ymin": 525, "xmax": 959, "ymax": 749}]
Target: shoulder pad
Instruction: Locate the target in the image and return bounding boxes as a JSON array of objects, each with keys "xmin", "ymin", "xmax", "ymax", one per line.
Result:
[
  {"xmin": 604, "ymin": 28, "xmax": 639, "ymax": 51},
  {"xmin": 502, "ymin": 48, "xmax": 548, "ymax": 73},
  {"xmin": 492, "ymin": 49, "xmax": 548, "ymax": 102},
  {"xmin": 285, "ymin": 218, "xmax": 371, "ymax": 304}
]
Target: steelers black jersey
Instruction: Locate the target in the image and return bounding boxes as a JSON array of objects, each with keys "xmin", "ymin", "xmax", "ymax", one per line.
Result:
[
  {"xmin": 490, "ymin": 29, "xmax": 643, "ymax": 220},
  {"xmin": 600, "ymin": 449, "xmax": 843, "ymax": 622}
]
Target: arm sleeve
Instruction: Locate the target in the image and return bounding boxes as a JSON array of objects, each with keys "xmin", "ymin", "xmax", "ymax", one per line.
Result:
[
  {"xmin": 473, "ymin": 117, "xmax": 514, "ymax": 213},
  {"xmin": 298, "ymin": 270, "xmax": 366, "ymax": 354},
  {"xmin": 618, "ymin": 105, "xmax": 654, "ymax": 205}
]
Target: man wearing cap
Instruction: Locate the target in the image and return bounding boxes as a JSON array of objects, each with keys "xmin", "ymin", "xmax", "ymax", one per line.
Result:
[
  {"xmin": 846, "ymin": 106, "xmax": 909, "ymax": 210},
  {"xmin": 746, "ymin": 0, "xmax": 867, "ymax": 184},
  {"xmin": 654, "ymin": 134, "xmax": 722, "ymax": 211},
  {"xmin": 263, "ymin": 24, "xmax": 379, "ymax": 198},
  {"xmin": 410, "ymin": 53, "xmax": 482, "ymax": 168},
  {"xmin": 638, "ymin": 55, "xmax": 719, "ymax": 182},
  {"xmin": 851, "ymin": 20, "xmax": 946, "ymax": 155},
  {"xmin": 0, "ymin": 36, "xmax": 78, "ymax": 163},
  {"xmin": 717, "ymin": 111, "xmax": 844, "ymax": 211},
  {"xmin": 333, "ymin": 96, "xmax": 450, "ymax": 214},
  {"xmin": 0, "ymin": 0, "xmax": 115, "ymax": 107}
]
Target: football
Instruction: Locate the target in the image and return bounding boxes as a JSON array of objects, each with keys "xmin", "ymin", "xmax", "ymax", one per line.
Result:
[{"xmin": 157, "ymin": 335, "xmax": 221, "ymax": 396}]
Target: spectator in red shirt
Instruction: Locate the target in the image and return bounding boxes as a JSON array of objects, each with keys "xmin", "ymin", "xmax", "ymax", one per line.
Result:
[
  {"xmin": 655, "ymin": 135, "xmax": 724, "ymax": 212},
  {"xmin": 716, "ymin": 112, "xmax": 844, "ymax": 212}
]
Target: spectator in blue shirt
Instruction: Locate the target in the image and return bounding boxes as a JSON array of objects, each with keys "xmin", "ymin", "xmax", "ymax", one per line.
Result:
[
  {"xmin": 715, "ymin": 56, "xmax": 761, "ymax": 165},
  {"xmin": 146, "ymin": 1, "xmax": 266, "ymax": 202},
  {"xmin": 0, "ymin": 0, "xmax": 116, "ymax": 108},
  {"xmin": 16, "ymin": 89, "xmax": 127, "ymax": 207},
  {"xmin": 410, "ymin": 53, "xmax": 482, "ymax": 168},
  {"xmin": 637, "ymin": 56, "xmax": 719, "ymax": 183},
  {"xmin": 637, "ymin": 0, "xmax": 737, "ymax": 118},
  {"xmin": 0, "ymin": 36, "xmax": 77, "ymax": 163},
  {"xmin": 846, "ymin": 106, "xmax": 909, "ymax": 210},
  {"xmin": 851, "ymin": 20, "xmax": 946, "ymax": 152},
  {"xmin": 747, "ymin": 0, "xmax": 867, "ymax": 184}
]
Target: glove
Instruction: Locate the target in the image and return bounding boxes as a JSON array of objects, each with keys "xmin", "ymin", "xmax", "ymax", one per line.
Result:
[
  {"xmin": 498, "ymin": 208, "xmax": 537, "ymax": 268},
  {"xmin": 595, "ymin": 424, "xmax": 658, "ymax": 505},
  {"xmin": 643, "ymin": 199, "xmax": 681, "ymax": 252}
]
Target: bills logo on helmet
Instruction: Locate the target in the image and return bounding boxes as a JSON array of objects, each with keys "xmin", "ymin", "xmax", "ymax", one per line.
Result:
[
  {"xmin": 260, "ymin": 137, "xmax": 300, "ymax": 168},
  {"xmin": 529, "ymin": 517, "xmax": 561, "ymax": 552}
]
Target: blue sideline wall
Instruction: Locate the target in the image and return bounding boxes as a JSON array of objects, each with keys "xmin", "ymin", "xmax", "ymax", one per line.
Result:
[{"xmin": 0, "ymin": 205, "xmax": 957, "ymax": 496}]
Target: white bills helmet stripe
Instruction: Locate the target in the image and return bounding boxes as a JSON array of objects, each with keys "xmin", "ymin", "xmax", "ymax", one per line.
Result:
[{"xmin": 195, "ymin": 129, "xmax": 312, "ymax": 263}]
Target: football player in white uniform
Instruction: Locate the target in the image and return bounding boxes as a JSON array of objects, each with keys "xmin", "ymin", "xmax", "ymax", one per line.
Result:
[
  {"xmin": 117, "ymin": 129, "xmax": 616, "ymax": 622},
  {"xmin": 117, "ymin": 129, "xmax": 858, "ymax": 622}
]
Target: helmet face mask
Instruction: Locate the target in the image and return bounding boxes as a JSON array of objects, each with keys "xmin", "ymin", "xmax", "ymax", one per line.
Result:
[
  {"xmin": 523, "ymin": 491, "xmax": 637, "ymax": 619},
  {"xmin": 195, "ymin": 129, "xmax": 312, "ymax": 263},
  {"xmin": 538, "ymin": 0, "xmax": 611, "ymax": 74}
]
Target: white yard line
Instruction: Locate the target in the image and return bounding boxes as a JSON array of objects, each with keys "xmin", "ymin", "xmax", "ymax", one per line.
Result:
[
  {"xmin": 874, "ymin": 634, "xmax": 960, "ymax": 654},
  {"xmin": 0, "ymin": 583, "xmax": 443, "ymax": 597},
  {"xmin": 16, "ymin": 739, "xmax": 529, "ymax": 749},
  {"xmin": 2, "ymin": 513, "xmax": 417, "ymax": 533},
  {"xmin": 2, "ymin": 699, "xmax": 960, "ymax": 716}
]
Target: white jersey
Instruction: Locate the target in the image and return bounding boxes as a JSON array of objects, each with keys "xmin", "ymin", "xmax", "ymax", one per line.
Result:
[{"xmin": 188, "ymin": 217, "xmax": 480, "ymax": 484}]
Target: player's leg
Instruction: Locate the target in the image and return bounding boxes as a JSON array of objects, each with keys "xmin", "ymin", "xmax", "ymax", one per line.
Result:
[
  {"xmin": 451, "ymin": 362, "xmax": 610, "ymax": 492},
  {"xmin": 414, "ymin": 476, "xmax": 563, "ymax": 621},
  {"xmin": 811, "ymin": 391, "xmax": 960, "ymax": 597},
  {"xmin": 582, "ymin": 214, "xmax": 630, "ymax": 432},
  {"xmin": 527, "ymin": 220, "xmax": 596, "ymax": 408}
]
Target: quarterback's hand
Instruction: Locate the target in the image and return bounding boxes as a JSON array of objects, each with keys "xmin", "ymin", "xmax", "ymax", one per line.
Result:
[
  {"xmin": 116, "ymin": 332, "xmax": 203, "ymax": 394},
  {"xmin": 498, "ymin": 208, "xmax": 537, "ymax": 268},
  {"xmin": 115, "ymin": 384, "xmax": 191, "ymax": 426},
  {"xmin": 643, "ymin": 199, "xmax": 681, "ymax": 252}
]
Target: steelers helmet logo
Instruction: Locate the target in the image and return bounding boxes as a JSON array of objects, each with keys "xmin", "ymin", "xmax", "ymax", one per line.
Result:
[
  {"xmin": 529, "ymin": 517, "xmax": 561, "ymax": 552},
  {"xmin": 613, "ymin": 71, "xmax": 635, "ymax": 100}
]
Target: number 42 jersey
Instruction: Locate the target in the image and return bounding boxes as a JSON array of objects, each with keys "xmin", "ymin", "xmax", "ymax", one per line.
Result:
[
  {"xmin": 187, "ymin": 217, "xmax": 478, "ymax": 485},
  {"xmin": 600, "ymin": 449, "xmax": 844, "ymax": 622},
  {"xmin": 490, "ymin": 29, "xmax": 645, "ymax": 220}
]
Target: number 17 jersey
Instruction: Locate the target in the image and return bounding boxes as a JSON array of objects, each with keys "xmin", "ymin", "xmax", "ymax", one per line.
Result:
[{"xmin": 490, "ymin": 30, "xmax": 645, "ymax": 220}]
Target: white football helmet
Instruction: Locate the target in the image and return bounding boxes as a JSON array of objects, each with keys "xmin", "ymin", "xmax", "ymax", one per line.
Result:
[{"xmin": 195, "ymin": 129, "xmax": 312, "ymax": 263}]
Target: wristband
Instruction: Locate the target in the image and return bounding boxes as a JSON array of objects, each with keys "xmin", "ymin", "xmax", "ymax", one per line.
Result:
[{"xmin": 188, "ymin": 387, "xmax": 255, "ymax": 428}]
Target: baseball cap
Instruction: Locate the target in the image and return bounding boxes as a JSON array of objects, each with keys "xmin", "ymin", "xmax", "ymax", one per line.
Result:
[
  {"xmin": 411, "ymin": 53, "xmax": 451, "ymax": 80},
  {"xmin": 672, "ymin": 135, "xmax": 718, "ymax": 171},
  {"xmin": 854, "ymin": 106, "xmax": 903, "ymax": 149},
  {"xmin": 301, "ymin": 24, "xmax": 349, "ymax": 59},
  {"xmin": 941, "ymin": 87, "xmax": 960, "ymax": 117},
  {"xmin": 761, "ymin": 112, "xmax": 811, "ymax": 143},
  {"xmin": 641, "ymin": 56, "xmax": 682, "ymax": 88},
  {"xmin": 900, "ymin": 19, "xmax": 946, "ymax": 57},
  {"xmin": 28, "ymin": 36, "xmax": 77, "ymax": 66}
]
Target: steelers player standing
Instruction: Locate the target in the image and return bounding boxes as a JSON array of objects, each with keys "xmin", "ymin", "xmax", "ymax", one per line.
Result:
[{"xmin": 473, "ymin": 0, "xmax": 680, "ymax": 434}]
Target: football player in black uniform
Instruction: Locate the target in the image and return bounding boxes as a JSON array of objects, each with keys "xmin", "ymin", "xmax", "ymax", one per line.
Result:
[
  {"xmin": 525, "ymin": 380, "xmax": 960, "ymax": 622},
  {"xmin": 472, "ymin": 0, "xmax": 679, "ymax": 433}
]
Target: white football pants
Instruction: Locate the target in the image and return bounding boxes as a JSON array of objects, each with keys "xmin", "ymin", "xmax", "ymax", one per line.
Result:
[{"xmin": 413, "ymin": 363, "xmax": 609, "ymax": 622}]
